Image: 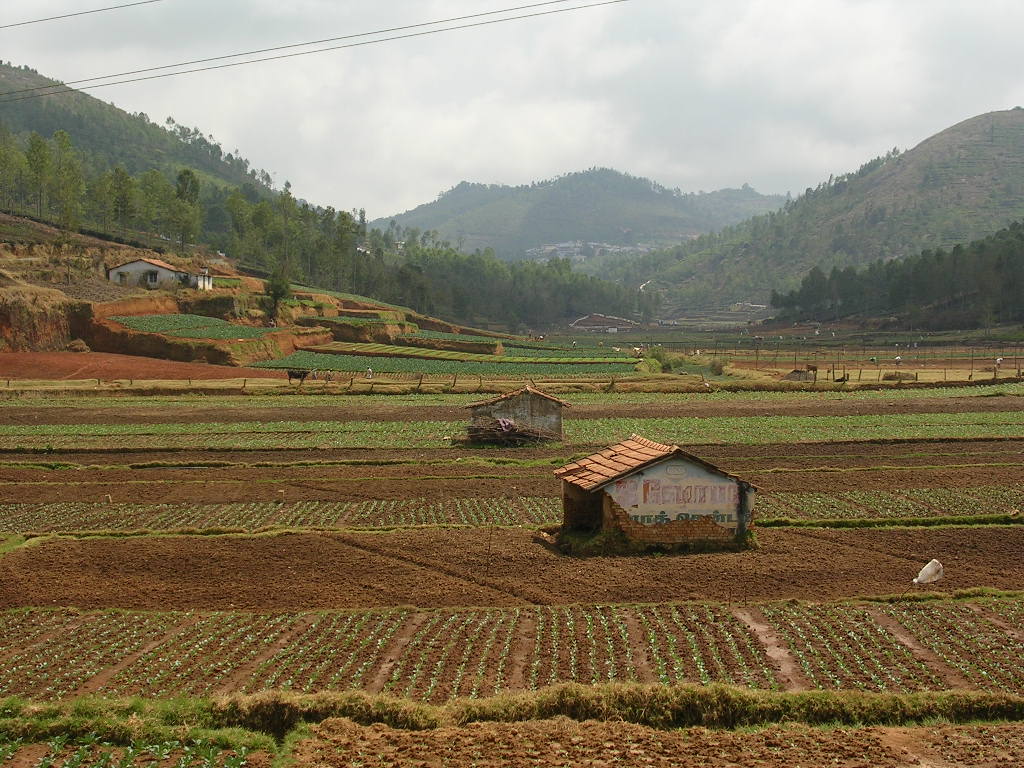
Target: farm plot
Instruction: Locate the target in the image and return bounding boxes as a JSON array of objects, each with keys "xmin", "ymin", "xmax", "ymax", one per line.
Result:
[
  {"xmin": 3, "ymin": 600, "xmax": 1023, "ymax": 703},
  {"xmin": 104, "ymin": 612, "xmax": 304, "ymax": 697},
  {"xmin": 256, "ymin": 350, "xmax": 638, "ymax": 377},
  {"xmin": 0, "ymin": 610, "xmax": 178, "ymax": 699},
  {"xmin": 0, "ymin": 740, "xmax": 262, "ymax": 768},
  {"xmin": 308, "ymin": 341, "xmax": 628, "ymax": 365},
  {"xmin": 0, "ymin": 497, "xmax": 561, "ymax": 532},
  {"xmin": 0, "ymin": 605, "xmax": 774, "ymax": 702},
  {"xmin": 754, "ymin": 487, "xmax": 1019, "ymax": 521},
  {"xmin": 876, "ymin": 602, "xmax": 1024, "ymax": 694},
  {"xmin": 111, "ymin": 314, "xmax": 274, "ymax": 340},
  {"xmin": 2, "ymin": 412, "xmax": 1023, "ymax": 452},
  {"xmin": 758, "ymin": 603, "xmax": 943, "ymax": 692}
]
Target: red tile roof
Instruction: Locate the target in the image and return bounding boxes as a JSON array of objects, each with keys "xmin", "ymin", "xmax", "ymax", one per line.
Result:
[
  {"xmin": 554, "ymin": 434, "xmax": 749, "ymax": 491},
  {"xmin": 466, "ymin": 385, "xmax": 571, "ymax": 409}
]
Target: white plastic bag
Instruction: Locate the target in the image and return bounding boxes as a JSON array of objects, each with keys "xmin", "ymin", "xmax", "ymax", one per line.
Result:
[{"xmin": 913, "ymin": 559, "xmax": 944, "ymax": 585}]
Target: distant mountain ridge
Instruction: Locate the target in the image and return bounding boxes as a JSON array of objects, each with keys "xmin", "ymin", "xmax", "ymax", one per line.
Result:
[
  {"xmin": 371, "ymin": 168, "xmax": 786, "ymax": 257},
  {"xmin": 600, "ymin": 108, "xmax": 1024, "ymax": 311}
]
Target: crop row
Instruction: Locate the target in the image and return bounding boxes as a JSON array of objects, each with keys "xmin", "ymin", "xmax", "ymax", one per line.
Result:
[
  {"xmin": 1, "ymin": 737, "xmax": 253, "ymax": 767},
  {"xmin": 0, "ymin": 497, "xmax": 562, "ymax": 533},
  {"xmin": 760, "ymin": 603, "xmax": 943, "ymax": 692},
  {"xmin": 3, "ymin": 600, "xmax": 1024, "ymax": 701},
  {"xmin": 757, "ymin": 486, "xmax": 1024, "ymax": 521},
  {"xmin": 1, "ymin": 412, "xmax": 1021, "ymax": 451}
]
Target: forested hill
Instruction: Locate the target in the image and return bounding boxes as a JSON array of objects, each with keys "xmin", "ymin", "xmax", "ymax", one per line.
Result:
[
  {"xmin": 597, "ymin": 108, "xmax": 1024, "ymax": 310},
  {"xmin": 0, "ymin": 61, "xmax": 271, "ymax": 189},
  {"xmin": 772, "ymin": 220, "xmax": 1024, "ymax": 330},
  {"xmin": 371, "ymin": 169, "xmax": 786, "ymax": 256}
]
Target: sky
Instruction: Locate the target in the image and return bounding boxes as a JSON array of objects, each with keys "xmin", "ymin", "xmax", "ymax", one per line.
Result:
[{"xmin": 3, "ymin": 0, "xmax": 1024, "ymax": 219}]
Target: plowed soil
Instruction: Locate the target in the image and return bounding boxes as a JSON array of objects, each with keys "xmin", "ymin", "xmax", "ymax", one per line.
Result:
[
  {"xmin": 295, "ymin": 717, "xmax": 1024, "ymax": 768},
  {"xmin": 0, "ymin": 438, "xmax": 1020, "ymax": 503},
  {"xmin": 0, "ymin": 351, "xmax": 285, "ymax": 380},
  {"xmin": 2, "ymin": 526, "xmax": 1020, "ymax": 611}
]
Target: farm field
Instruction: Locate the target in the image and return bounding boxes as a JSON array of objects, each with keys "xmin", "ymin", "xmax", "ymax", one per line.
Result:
[
  {"xmin": 1, "ymin": 596, "xmax": 1024, "ymax": 702},
  {"xmin": 0, "ymin": 384, "xmax": 1022, "ymax": 764}
]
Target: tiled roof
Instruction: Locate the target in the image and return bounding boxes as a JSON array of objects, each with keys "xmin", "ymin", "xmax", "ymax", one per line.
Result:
[
  {"xmin": 554, "ymin": 433, "xmax": 748, "ymax": 491},
  {"xmin": 466, "ymin": 385, "xmax": 571, "ymax": 409},
  {"xmin": 110, "ymin": 257, "xmax": 186, "ymax": 273}
]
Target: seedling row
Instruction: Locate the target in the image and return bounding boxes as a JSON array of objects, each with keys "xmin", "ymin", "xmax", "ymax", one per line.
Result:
[
  {"xmin": 0, "ymin": 497, "xmax": 562, "ymax": 533},
  {"xmin": 4, "ymin": 486, "xmax": 1020, "ymax": 533},
  {"xmin": 2, "ymin": 412, "xmax": 1022, "ymax": 451},
  {"xmin": 4, "ymin": 599, "xmax": 1022, "ymax": 702}
]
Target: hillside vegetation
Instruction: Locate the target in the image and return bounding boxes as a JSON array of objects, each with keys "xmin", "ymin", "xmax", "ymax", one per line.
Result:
[
  {"xmin": 772, "ymin": 219, "xmax": 1024, "ymax": 329},
  {"xmin": 0, "ymin": 61, "xmax": 272, "ymax": 188},
  {"xmin": 600, "ymin": 108, "xmax": 1024, "ymax": 310},
  {"xmin": 372, "ymin": 168, "xmax": 785, "ymax": 256},
  {"xmin": 0, "ymin": 62, "xmax": 644, "ymax": 329}
]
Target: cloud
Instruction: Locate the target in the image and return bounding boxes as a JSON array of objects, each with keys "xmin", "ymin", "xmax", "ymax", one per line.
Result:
[{"xmin": 3, "ymin": 0, "xmax": 1024, "ymax": 215}]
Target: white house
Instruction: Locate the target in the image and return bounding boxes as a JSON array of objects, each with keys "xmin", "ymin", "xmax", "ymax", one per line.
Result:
[{"xmin": 107, "ymin": 258, "xmax": 213, "ymax": 290}]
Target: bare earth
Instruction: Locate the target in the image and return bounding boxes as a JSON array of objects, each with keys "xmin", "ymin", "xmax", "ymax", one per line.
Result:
[
  {"xmin": 295, "ymin": 718, "xmax": 1024, "ymax": 768},
  {"xmin": 1, "ymin": 526, "xmax": 1020, "ymax": 611}
]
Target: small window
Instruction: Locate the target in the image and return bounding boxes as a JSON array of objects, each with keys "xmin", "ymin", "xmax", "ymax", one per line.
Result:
[{"xmin": 146, "ymin": 271, "xmax": 158, "ymax": 284}]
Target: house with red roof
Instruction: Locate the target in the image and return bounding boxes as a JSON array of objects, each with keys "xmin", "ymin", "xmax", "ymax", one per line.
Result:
[
  {"xmin": 554, "ymin": 434, "xmax": 756, "ymax": 547},
  {"xmin": 107, "ymin": 258, "xmax": 213, "ymax": 290}
]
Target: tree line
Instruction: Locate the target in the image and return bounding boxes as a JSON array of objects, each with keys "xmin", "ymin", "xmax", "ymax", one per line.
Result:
[
  {"xmin": 0, "ymin": 126, "xmax": 647, "ymax": 328},
  {"xmin": 770, "ymin": 221, "xmax": 1024, "ymax": 329}
]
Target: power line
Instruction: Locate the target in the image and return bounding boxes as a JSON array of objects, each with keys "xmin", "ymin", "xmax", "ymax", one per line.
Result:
[
  {"xmin": 0, "ymin": 0, "xmax": 632, "ymax": 104},
  {"xmin": 0, "ymin": 0, "xmax": 166, "ymax": 30},
  {"xmin": 0, "ymin": 0, "xmax": 578, "ymax": 99}
]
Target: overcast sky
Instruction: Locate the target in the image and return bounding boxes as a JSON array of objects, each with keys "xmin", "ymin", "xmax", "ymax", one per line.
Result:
[{"xmin": 3, "ymin": 0, "xmax": 1024, "ymax": 218}]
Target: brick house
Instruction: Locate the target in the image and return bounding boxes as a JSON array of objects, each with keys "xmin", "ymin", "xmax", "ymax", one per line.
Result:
[{"xmin": 554, "ymin": 434, "xmax": 756, "ymax": 546}]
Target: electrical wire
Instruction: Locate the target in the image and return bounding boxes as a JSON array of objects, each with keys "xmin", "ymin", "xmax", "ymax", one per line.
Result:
[
  {"xmin": 0, "ymin": 0, "xmax": 631, "ymax": 104},
  {"xmin": 0, "ymin": 1, "xmax": 166, "ymax": 30},
  {"xmin": 0, "ymin": 0, "xmax": 580, "ymax": 99}
]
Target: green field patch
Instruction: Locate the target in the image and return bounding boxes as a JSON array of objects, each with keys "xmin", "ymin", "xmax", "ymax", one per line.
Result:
[
  {"xmin": 253, "ymin": 350, "xmax": 637, "ymax": 377},
  {"xmin": 111, "ymin": 314, "xmax": 274, "ymax": 340},
  {"xmin": 0, "ymin": 497, "xmax": 561, "ymax": 533},
  {"xmin": 0, "ymin": 412, "xmax": 1021, "ymax": 451}
]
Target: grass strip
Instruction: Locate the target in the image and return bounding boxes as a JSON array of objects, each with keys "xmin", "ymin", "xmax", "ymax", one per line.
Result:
[{"xmin": 6, "ymin": 684, "xmax": 1024, "ymax": 747}]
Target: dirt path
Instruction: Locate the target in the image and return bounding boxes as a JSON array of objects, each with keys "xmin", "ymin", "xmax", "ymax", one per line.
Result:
[
  {"xmin": 731, "ymin": 607, "xmax": 807, "ymax": 691},
  {"xmin": 865, "ymin": 607, "xmax": 972, "ymax": 690}
]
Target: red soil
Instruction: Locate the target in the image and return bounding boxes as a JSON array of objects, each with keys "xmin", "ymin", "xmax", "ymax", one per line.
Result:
[
  {"xmin": 0, "ymin": 351, "xmax": 285, "ymax": 380},
  {"xmin": 297, "ymin": 717, "xmax": 985, "ymax": 768},
  {"xmin": 1, "ymin": 527, "xmax": 1020, "ymax": 612}
]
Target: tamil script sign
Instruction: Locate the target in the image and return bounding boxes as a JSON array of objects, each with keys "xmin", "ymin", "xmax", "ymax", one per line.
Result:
[{"xmin": 606, "ymin": 458, "xmax": 741, "ymax": 531}]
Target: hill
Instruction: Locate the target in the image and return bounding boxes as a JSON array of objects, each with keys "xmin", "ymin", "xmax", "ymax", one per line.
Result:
[
  {"xmin": 371, "ymin": 168, "xmax": 786, "ymax": 257},
  {"xmin": 0, "ymin": 61, "xmax": 270, "ymax": 189},
  {"xmin": 600, "ymin": 108, "xmax": 1024, "ymax": 311}
]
